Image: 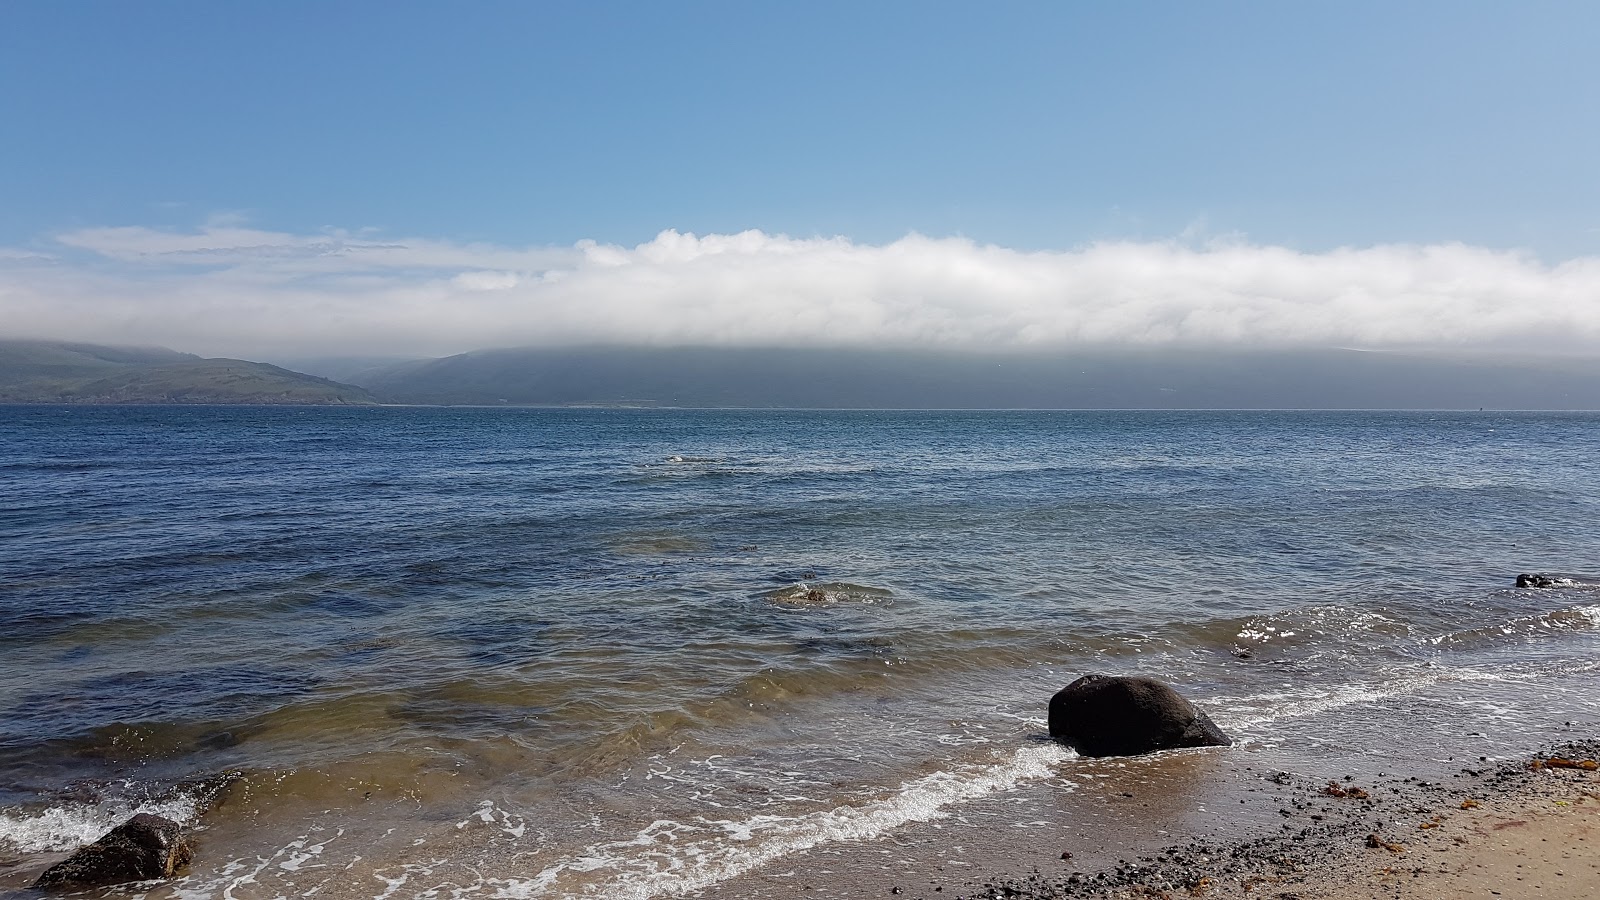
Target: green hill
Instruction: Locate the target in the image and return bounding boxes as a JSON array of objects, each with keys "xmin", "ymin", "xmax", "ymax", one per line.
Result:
[{"xmin": 0, "ymin": 340, "xmax": 375, "ymax": 405}]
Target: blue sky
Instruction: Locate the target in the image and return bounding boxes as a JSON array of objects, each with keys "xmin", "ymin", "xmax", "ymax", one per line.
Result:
[
  {"xmin": 3, "ymin": 2, "xmax": 1599, "ymax": 358},
  {"xmin": 7, "ymin": 0, "xmax": 1598, "ymax": 253}
]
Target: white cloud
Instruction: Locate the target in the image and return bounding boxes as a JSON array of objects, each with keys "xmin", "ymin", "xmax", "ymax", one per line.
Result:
[
  {"xmin": 452, "ymin": 270, "xmax": 521, "ymax": 291},
  {"xmin": 3, "ymin": 225, "xmax": 1599, "ymax": 360}
]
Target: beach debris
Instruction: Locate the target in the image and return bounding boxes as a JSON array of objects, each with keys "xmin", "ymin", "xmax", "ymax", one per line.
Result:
[
  {"xmin": 1460, "ymin": 798, "xmax": 1480, "ymax": 809},
  {"xmin": 1322, "ymin": 781, "xmax": 1370, "ymax": 799},
  {"xmin": 1534, "ymin": 756, "xmax": 1598, "ymax": 770},
  {"xmin": 31, "ymin": 813, "xmax": 193, "ymax": 890},
  {"xmin": 1365, "ymin": 833, "xmax": 1406, "ymax": 853},
  {"xmin": 1047, "ymin": 674, "xmax": 1232, "ymax": 757}
]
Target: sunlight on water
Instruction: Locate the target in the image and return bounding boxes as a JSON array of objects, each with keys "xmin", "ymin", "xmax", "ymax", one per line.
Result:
[{"xmin": 4, "ymin": 408, "xmax": 1600, "ymax": 895}]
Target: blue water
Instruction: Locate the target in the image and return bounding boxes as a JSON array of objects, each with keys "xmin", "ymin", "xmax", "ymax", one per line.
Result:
[{"xmin": 3, "ymin": 406, "xmax": 1600, "ymax": 898}]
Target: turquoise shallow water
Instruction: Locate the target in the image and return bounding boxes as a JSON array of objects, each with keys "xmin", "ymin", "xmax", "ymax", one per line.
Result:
[{"xmin": 3, "ymin": 406, "xmax": 1599, "ymax": 897}]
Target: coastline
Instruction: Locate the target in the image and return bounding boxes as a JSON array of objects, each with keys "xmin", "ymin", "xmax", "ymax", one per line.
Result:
[
  {"xmin": 5, "ymin": 736, "xmax": 1596, "ymax": 899},
  {"xmin": 932, "ymin": 740, "xmax": 1600, "ymax": 900}
]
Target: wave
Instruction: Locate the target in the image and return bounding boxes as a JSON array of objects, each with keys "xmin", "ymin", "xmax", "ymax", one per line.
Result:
[
  {"xmin": 1223, "ymin": 605, "xmax": 1411, "ymax": 655},
  {"xmin": 1211, "ymin": 653, "xmax": 1600, "ymax": 733},
  {"xmin": 1181, "ymin": 596, "xmax": 1600, "ymax": 665},
  {"xmin": 1426, "ymin": 603, "xmax": 1600, "ymax": 649},
  {"xmin": 0, "ymin": 791, "xmax": 203, "ymax": 854},
  {"xmin": 498, "ymin": 743, "xmax": 1073, "ymax": 899}
]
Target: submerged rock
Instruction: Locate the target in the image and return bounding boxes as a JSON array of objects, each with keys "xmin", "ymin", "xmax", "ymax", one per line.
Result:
[
  {"xmin": 763, "ymin": 581, "xmax": 893, "ymax": 608},
  {"xmin": 1516, "ymin": 573, "xmax": 1584, "ymax": 588},
  {"xmin": 1048, "ymin": 674, "xmax": 1231, "ymax": 757},
  {"xmin": 32, "ymin": 813, "xmax": 193, "ymax": 890}
]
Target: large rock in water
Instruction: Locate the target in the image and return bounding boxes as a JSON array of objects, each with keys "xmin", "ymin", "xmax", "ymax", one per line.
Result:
[
  {"xmin": 32, "ymin": 813, "xmax": 193, "ymax": 890},
  {"xmin": 1048, "ymin": 674, "xmax": 1232, "ymax": 757}
]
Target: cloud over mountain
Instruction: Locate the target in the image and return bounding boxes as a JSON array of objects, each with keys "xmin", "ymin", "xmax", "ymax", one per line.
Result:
[{"xmin": 4, "ymin": 224, "xmax": 1597, "ymax": 359}]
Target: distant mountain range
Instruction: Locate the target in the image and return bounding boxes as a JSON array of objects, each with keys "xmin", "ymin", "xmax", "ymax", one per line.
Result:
[
  {"xmin": 339, "ymin": 344, "xmax": 1600, "ymax": 410},
  {"xmin": 0, "ymin": 340, "xmax": 374, "ymax": 404},
  {"xmin": 6, "ymin": 338, "xmax": 1600, "ymax": 409}
]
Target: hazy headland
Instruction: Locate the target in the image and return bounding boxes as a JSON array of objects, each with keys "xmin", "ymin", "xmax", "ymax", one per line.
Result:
[{"xmin": 7, "ymin": 338, "xmax": 1600, "ymax": 409}]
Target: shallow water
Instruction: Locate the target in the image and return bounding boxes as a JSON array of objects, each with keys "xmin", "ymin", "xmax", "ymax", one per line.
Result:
[{"xmin": 3, "ymin": 407, "xmax": 1599, "ymax": 897}]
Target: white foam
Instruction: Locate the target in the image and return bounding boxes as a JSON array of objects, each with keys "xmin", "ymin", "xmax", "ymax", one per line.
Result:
[
  {"xmin": 1213, "ymin": 652, "xmax": 1600, "ymax": 733},
  {"xmin": 162, "ymin": 827, "xmax": 346, "ymax": 900},
  {"xmin": 0, "ymin": 794, "xmax": 201, "ymax": 854},
  {"xmin": 1212, "ymin": 681, "xmax": 1402, "ymax": 730},
  {"xmin": 496, "ymin": 744, "xmax": 1072, "ymax": 899},
  {"xmin": 277, "ymin": 830, "xmax": 341, "ymax": 872},
  {"xmin": 456, "ymin": 800, "xmax": 528, "ymax": 839},
  {"xmin": 1235, "ymin": 607, "xmax": 1399, "ymax": 646}
]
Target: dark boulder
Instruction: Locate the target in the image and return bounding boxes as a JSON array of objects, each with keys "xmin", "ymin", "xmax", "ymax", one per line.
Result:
[
  {"xmin": 1517, "ymin": 573, "xmax": 1582, "ymax": 589},
  {"xmin": 32, "ymin": 813, "xmax": 193, "ymax": 890},
  {"xmin": 1048, "ymin": 674, "xmax": 1231, "ymax": 757}
]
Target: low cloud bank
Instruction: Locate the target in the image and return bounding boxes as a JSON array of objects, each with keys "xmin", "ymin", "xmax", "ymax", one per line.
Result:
[{"xmin": 3, "ymin": 225, "xmax": 1597, "ymax": 359}]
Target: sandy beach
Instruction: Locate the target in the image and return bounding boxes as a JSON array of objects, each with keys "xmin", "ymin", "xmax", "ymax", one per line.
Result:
[
  {"xmin": 941, "ymin": 741, "xmax": 1600, "ymax": 900},
  {"xmin": 1308, "ymin": 766, "xmax": 1600, "ymax": 900}
]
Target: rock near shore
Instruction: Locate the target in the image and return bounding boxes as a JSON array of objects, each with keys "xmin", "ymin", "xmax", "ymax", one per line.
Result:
[
  {"xmin": 1048, "ymin": 674, "xmax": 1231, "ymax": 757},
  {"xmin": 1516, "ymin": 572, "xmax": 1586, "ymax": 588},
  {"xmin": 32, "ymin": 813, "xmax": 193, "ymax": 890}
]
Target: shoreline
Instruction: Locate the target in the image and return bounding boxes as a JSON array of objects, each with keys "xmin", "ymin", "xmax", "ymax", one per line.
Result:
[
  {"xmin": 933, "ymin": 740, "xmax": 1600, "ymax": 900},
  {"xmin": 4, "ymin": 723, "xmax": 1598, "ymax": 899}
]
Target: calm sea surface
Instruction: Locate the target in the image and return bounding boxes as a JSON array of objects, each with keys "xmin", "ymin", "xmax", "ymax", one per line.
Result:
[{"xmin": 3, "ymin": 406, "xmax": 1599, "ymax": 898}]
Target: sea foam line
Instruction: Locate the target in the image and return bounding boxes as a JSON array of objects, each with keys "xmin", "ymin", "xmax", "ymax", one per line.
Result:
[
  {"xmin": 1211, "ymin": 653, "xmax": 1600, "ymax": 732},
  {"xmin": 494, "ymin": 743, "xmax": 1072, "ymax": 900}
]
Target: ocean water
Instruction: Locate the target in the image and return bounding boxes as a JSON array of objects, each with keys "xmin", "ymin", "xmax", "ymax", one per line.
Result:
[{"xmin": 3, "ymin": 406, "xmax": 1600, "ymax": 898}]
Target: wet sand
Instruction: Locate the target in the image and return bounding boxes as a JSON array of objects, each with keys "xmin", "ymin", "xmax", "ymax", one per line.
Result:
[
  {"xmin": 936, "ymin": 740, "xmax": 1600, "ymax": 900},
  {"xmin": 4, "ymin": 739, "xmax": 1597, "ymax": 899}
]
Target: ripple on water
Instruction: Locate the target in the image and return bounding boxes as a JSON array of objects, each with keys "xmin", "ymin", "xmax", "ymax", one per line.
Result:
[{"xmin": 7, "ymin": 409, "xmax": 1600, "ymax": 895}]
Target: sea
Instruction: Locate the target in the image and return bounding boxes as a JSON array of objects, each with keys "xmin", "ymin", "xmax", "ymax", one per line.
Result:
[{"xmin": 2, "ymin": 406, "xmax": 1599, "ymax": 899}]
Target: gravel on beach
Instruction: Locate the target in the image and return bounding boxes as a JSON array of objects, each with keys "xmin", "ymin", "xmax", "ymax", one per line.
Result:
[{"xmin": 926, "ymin": 740, "xmax": 1600, "ymax": 900}]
